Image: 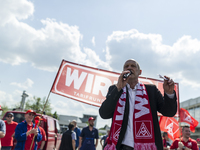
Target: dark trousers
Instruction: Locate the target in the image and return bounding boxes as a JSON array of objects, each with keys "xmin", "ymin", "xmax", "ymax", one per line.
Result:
[
  {"xmin": 120, "ymin": 144, "xmax": 134, "ymax": 150},
  {"xmin": 1, "ymin": 146, "xmax": 12, "ymax": 150}
]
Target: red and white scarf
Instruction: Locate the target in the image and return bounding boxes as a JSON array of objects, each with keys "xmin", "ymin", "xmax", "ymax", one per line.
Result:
[{"xmin": 104, "ymin": 83, "xmax": 157, "ymax": 150}]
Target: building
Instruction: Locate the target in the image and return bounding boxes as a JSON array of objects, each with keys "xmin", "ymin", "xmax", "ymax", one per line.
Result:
[
  {"xmin": 180, "ymin": 96, "xmax": 200, "ymax": 139},
  {"xmin": 59, "ymin": 115, "xmax": 87, "ymax": 133},
  {"xmin": 58, "ymin": 114, "xmax": 98, "ymax": 133},
  {"xmin": 79, "ymin": 114, "xmax": 97, "ymax": 127}
]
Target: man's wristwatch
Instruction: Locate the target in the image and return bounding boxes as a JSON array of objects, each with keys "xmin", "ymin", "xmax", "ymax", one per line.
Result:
[{"xmin": 182, "ymin": 146, "xmax": 186, "ymax": 149}]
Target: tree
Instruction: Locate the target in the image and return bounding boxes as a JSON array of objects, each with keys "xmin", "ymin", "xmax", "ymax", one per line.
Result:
[
  {"xmin": 25, "ymin": 96, "xmax": 52, "ymax": 115},
  {"xmin": 53, "ymin": 111, "xmax": 59, "ymax": 119}
]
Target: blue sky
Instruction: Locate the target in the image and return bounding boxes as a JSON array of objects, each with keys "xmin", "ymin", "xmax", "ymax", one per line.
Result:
[{"xmin": 1, "ymin": 0, "xmax": 200, "ymax": 128}]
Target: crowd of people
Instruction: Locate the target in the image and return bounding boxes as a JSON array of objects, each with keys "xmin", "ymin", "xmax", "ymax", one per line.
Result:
[
  {"xmin": 59, "ymin": 117, "xmax": 109, "ymax": 150},
  {"xmin": 1, "ymin": 58, "xmax": 200, "ymax": 150},
  {"xmin": 0, "ymin": 109, "xmax": 46, "ymax": 150},
  {"xmin": 0, "ymin": 108, "xmax": 108, "ymax": 150}
]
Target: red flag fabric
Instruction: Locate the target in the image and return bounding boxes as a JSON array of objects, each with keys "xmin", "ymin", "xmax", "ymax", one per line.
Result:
[
  {"xmin": 34, "ymin": 117, "xmax": 39, "ymax": 129},
  {"xmin": 180, "ymin": 108, "xmax": 199, "ymax": 132},
  {"xmin": 34, "ymin": 120, "xmax": 39, "ymax": 129},
  {"xmin": 159, "ymin": 116, "xmax": 179, "ymax": 140}
]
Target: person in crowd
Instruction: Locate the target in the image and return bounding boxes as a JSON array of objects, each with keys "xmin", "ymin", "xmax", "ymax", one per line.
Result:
[
  {"xmin": 163, "ymin": 132, "xmax": 171, "ymax": 150},
  {"xmin": 14, "ymin": 109, "xmax": 42, "ymax": 150},
  {"xmin": 1, "ymin": 112, "xmax": 18, "ymax": 150},
  {"xmin": 59, "ymin": 122, "xmax": 76, "ymax": 150},
  {"xmin": 196, "ymin": 138, "xmax": 200, "ymax": 150},
  {"xmin": 34, "ymin": 116, "xmax": 46, "ymax": 150},
  {"xmin": 0, "ymin": 105, "xmax": 6, "ymax": 149},
  {"xmin": 100, "ymin": 129, "xmax": 110, "ymax": 150},
  {"xmin": 170, "ymin": 125, "xmax": 198, "ymax": 150},
  {"xmin": 72, "ymin": 120, "xmax": 81, "ymax": 149},
  {"xmin": 78, "ymin": 117, "xmax": 99, "ymax": 150},
  {"xmin": 99, "ymin": 59, "xmax": 177, "ymax": 150}
]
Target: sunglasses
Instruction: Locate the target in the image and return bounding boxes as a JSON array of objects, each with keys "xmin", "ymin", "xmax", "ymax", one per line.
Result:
[
  {"xmin": 28, "ymin": 113, "xmax": 35, "ymax": 116},
  {"xmin": 7, "ymin": 115, "xmax": 13, "ymax": 118}
]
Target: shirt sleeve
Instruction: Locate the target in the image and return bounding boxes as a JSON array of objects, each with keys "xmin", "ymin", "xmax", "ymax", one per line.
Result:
[
  {"xmin": 170, "ymin": 140, "xmax": 178, "ymax": 149},
  {"xmin": 192, "ymin": 141, "xmax": 198, "ymax": 150},
  {"xmin": 40, "ymin": 127, "xmax": 47, "ymax": 141},
  {"xmin": 0, "ymin": 120, "xmax": 6, "ymax": 134},
  {"xmin": 165, "ymin": 93, "xmax": 175, "ymax": 99},
  {"xmin": 95, "ymin": 129, "xmax": 99, "ymax": 139},
  {"xmin": 72, "ymin": 132, "xmax": 76, "ymax": 140},
  {"xmin": 15, "ymin": 124, "xmax": 27, "ymax": 141},
  {"xmin": 101, "ymin": 135, "xmax": 105, "ymax": 140},
  {"xmin": 80, "ymin": 128, "xmax": 84, "ymax": 137},
  {"xmin": 77, "ymin": 128, "xmax": 81, "ymax": 137}
]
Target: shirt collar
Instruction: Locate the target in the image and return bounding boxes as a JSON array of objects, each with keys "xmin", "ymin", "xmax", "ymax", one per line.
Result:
[{"xmin": 126, "ymin": 83, "xmax": 137, "ymax": 90}]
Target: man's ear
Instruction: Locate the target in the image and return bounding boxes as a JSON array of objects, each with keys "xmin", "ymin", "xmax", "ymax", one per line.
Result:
[{"xmin": 139, "ymin": 70, "xmax": 142, "ymax": 75}]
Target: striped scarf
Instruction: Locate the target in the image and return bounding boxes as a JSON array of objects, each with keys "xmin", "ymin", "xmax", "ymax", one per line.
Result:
[{"xmin": 104, "ymin": 83, "xmax": 157, "ymax": 150}]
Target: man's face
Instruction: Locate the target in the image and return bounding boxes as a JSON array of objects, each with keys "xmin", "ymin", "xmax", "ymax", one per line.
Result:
[
  {"xmin": 6, "ymin": 115, "xmax": 14, "ymax": 122},
  {"xmin": 107, "ymin": 130, "xmax": 110, "ymax": 135},
  {"xmin": 164, "ymin": 135, "xmax": 169, "ymax": 140},
  {"xmin": 123, "ymin": 60, "xmax": 141, "ymax": 79},
  {"xmin": 182, "ymin": 127, "xmax": 190, "ymax": 138},
  {"xmin": 72, "ymin": 121, "xmax": 77, "ymax": 127},
  {"xmin": 89, "ymin": 120, "xmax": 94, "ymax": 127},
  {"xmin": 25, "ymin": 112, "xmax": 35, "ymax": 122}
]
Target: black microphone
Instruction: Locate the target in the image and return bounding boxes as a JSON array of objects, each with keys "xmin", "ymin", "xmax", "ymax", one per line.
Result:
[{"xmin": 123, "ymin": 70, "xmax": 132, "ymax": 79}]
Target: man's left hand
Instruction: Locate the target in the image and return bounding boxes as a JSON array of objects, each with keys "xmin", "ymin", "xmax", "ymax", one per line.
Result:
[{"xmin": 163, "ymin": 76, "xmax": 174, "ymax": 94}]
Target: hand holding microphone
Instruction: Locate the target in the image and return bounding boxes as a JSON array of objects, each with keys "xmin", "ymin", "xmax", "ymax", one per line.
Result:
[
  {"xmin": 123, "ymin": 70, "xmax": 132, "ymax": 79},
  {"xmin": 116, "ymin": 70, "xmax": 132, "ymax": 91}
]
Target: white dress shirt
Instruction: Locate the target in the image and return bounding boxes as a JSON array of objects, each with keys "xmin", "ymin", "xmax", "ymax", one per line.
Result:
[{"xmin": 121, "ymin": 83, "xmax": 137, "ymax": 147}]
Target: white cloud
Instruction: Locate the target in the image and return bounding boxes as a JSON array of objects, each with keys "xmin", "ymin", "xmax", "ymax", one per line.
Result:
[
  {"xmin": 0, "ymin": 90, "xmax": 22, "ymax": 108},
  {"xmin": 83, "ymin": 47, "xmax": 112, "ymax": 70},
  {"xmin": 105, "ymin": 29, "xmax": 200, "ymax": 90},
  {"xmin": 10, "ymin": 78, "xmax": 34, "ymax": 89},
  {"xmin": 0, "ymin": 0, "xmax": 109, "ymax": 72},
  {"xmin": 91, "ymin": 36, "xmax": 95, "ymax": 46},
  {"xmin": 0, "ymin": 0, "xmax": 34, "ymax": 25}
]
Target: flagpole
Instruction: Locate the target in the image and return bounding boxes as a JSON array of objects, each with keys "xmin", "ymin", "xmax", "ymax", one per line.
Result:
[
  {"xmin": 177, "ymin": 83, "xmax": 182, "ymax": 142},
  {"xmin": 29, "ymin": 91, "xmax": 51, "ymax": 150},
  {"xmin": 29, "ymin": 60, "xmax": 64, "ymax": 150}
]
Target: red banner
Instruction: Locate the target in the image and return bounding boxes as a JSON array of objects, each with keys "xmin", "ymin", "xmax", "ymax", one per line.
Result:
[{"xmin": 51, "ymin": 60, "xmax": 179, "ymax": 111}]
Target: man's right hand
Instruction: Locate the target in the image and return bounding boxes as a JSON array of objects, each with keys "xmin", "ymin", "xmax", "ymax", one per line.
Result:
[
  {"xmin": 178, "ymin": 141, "xmax": 184, "ymax": 149},
  {"xmin": 27, "ymin": 128, "xmax": 38, "ymax": 136},
  {"xmin": 31, "ymin": 128, "xmax": 38, "ymax": 135},
  {"xmin": 116, "ymin": 71, "xmax": 131, "ymax": 91}
]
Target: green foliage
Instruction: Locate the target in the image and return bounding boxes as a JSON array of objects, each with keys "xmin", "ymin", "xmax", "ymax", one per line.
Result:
[
  {"xmin": 99, "ymin": 132, "xmax": 104, "ymax": 136},
  {"xmin": 53, "ymin": 111, "xmax": 59, "ymax": 119},
  {"xmin": 99, "ymin": 127, "xmax": 105, "ymax": 130},
  {"xmin": 25, "ymin": 96, "xmax": 52, "ymax": 115}
]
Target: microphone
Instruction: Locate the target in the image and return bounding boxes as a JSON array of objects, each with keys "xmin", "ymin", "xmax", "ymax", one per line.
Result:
[{"xmin": 123, "ymin": 70, "xmax": 132, "ymax": 79}]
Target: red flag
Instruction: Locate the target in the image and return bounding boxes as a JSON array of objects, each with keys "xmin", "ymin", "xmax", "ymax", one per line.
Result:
[
  {"xmin": 180, "ymin": 108, "xmax": 199, "ymax": 132},
  {"xmin": 34, "ymin": 120, "xmax": 39, "ymax": 129},
  {"xmin": 159, "ymin": 116, "xmax": 179, "ymax": 140}
]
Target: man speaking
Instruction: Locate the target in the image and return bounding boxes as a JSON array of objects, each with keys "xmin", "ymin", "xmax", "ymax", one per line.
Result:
[{"xmin": 99, "ymin": 59, "xmax": 177, "ymax": 150}]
